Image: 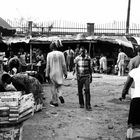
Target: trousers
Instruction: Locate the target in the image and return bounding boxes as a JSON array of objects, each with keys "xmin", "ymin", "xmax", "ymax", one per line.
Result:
[
  {"xmin": 50, "ymin": 81, "xmax": 63, "ymax": 104},
  {"xmin": 77, "ymin": 76, "xmax": 91, "ymax": 107}
]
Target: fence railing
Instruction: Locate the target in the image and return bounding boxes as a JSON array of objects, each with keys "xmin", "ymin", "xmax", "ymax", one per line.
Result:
[{"xmin": 5, "ymin": 19, "xmax": 140, "ymax": 36}]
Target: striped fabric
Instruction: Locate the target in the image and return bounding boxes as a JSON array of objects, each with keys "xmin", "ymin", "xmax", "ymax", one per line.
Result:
[{"xmin": 75, "ymin": 55, "xmax": 92, "ymax": 77}]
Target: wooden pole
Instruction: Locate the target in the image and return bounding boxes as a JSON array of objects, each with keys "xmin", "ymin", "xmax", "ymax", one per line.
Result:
[
  {"xmin": 126, "ymin": 0, "xmax": 131, "ymax": 34},
  {"xmin": 30, "ymin": 44, "xmax": 32, "ymax": 65},
  {"xmin": 89, "ymin": 41, "xmax": 91, "ymax": 57},
  {"xmin": 28, "ymin": 21, "xmax": 33, "ymax": 67}
]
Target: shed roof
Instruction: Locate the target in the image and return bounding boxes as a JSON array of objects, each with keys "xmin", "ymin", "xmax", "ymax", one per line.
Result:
[{"xmin": 2, "ymin": 35, "xmax": 134, "ymax": 49}]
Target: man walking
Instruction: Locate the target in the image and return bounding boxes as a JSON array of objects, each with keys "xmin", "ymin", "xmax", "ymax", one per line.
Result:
[
  {"xmin": 74, "ymin": 47, "xmax": 92, "ymax": 111},
  {"xmin": 64, "ymin": 46, "xmax": 74, "ymax": 72},
  {"xmin": 117, "ymin": 48, "xmax": 128, "ymax": 76},
  {"xmin": 46, "ymin": 41, "xmax": 67, "ymax": 107}
]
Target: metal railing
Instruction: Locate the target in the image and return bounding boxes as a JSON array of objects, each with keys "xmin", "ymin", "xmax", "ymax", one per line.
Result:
[{"xmin": 5, "ymin": 19, "xmax": 140, "ymax": 36}]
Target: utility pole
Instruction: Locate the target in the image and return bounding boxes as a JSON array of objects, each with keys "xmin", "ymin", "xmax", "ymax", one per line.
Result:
[{"xmin": 126, "ymin": 0, "xmax": 131, "ymax": 34}]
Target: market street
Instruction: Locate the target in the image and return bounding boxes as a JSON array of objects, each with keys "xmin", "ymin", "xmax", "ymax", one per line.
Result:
[{"xmin": 22, "ymin": 73, "xmax": 129, "ymax": 140}]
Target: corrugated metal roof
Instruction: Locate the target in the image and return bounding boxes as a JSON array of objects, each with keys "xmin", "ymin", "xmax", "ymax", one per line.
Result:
[
  {"xmin": 96, "ymin": 36, "xmax": 133, "ymax": 48},
  {"xmin": 1, "ymin": 35, "xmax": 134, "ymax": 49}
]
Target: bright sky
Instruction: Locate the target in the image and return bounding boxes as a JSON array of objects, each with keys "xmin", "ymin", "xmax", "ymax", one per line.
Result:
[{"xmin": 1, "ymin": 0, "xmax": 140, "ymax": 24}]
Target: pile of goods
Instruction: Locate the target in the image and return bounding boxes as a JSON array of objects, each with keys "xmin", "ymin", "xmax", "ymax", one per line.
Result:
[
  {"xmin": 0, "ymin": 91, "xmax": 43, "ymax": 139},
  {"xmin": 0, "ymin": 91, "xmax": 34, "ymax": 125}
]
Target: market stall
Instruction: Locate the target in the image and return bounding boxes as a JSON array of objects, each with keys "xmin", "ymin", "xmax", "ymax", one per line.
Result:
[{"xmin": 1, "ymin": 34, "xmax": 136, "ymax": 75}]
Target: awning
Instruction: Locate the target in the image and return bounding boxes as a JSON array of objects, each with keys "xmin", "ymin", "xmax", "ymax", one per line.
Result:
[
  {"xmin": 2, "ymin": 37, "xmax": 30, "ymax": 44},
  {"xmin": 1, "ymin": 35, "xmax": 134, "ymax": 50},
  {"xmin": 131, "ymin": 36, "xmax": 140, "ymax": 45},
  {"xmin": 96, "ymin": 36, "xmax": 133, "ymax": 49}
]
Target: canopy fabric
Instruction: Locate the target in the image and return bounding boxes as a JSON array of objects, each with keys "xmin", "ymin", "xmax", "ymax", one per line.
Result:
[
  {"xmin": 115, "ymin": 36, "xmax": 133, "ymax": 49},
  {"xmin": 3, "ymin": 37, "xmax": 30, "ymax": 44},
  {"xmin": 96, "ymin": 36, "xmax": 133, "ymax": 49},
  {"xmin": 1, "ymin": 35, "xmax": 133, "ymax": 50},
  {"xmin": 131, "ymin": 36, "xmax": 140, "ymax": 45}
]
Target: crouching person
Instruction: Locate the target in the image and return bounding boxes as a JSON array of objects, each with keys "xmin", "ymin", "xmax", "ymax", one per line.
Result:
[
  {"xmin": 119, "ymin": 65, "xmax": 140, "ymax": 139},
  {"xmin": 1, "ymin": 73, "xmax": 44, "ymax": 112}
]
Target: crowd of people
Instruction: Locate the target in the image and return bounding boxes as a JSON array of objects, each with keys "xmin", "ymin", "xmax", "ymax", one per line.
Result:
[
  {"xmin": 1, "ymin": 41, "xmax": 140, "ymax": 139},
  {"xmin": 1, "ymin": 44, "xmax": 130, "ymax": 82}
]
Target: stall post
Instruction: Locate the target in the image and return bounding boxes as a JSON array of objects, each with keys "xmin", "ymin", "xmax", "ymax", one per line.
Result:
[
  {"xmin": 0, "ymin": 52, "xmax": 5, "ymax": 73},
  {"xmin": 89, "ymin": 41, "xmax": 92, "ymax": 57},
  {"xmin": 30, "ymin": 43, "xmax": 33, "ymax": 69},
  {"xmin": 28, "ymin": 21, "xmax": 33, "ymax": 68}
]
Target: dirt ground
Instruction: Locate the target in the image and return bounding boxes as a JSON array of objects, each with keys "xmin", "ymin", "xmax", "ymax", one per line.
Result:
[{"xmin": 22, "ymin": 72, "xmax": 131, "ymax": 140}]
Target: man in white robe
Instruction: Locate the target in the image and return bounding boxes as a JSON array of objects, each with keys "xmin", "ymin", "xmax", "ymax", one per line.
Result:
[{"xmin": 46, "ymin": 41, "xmax": 67, "ymax": 107}]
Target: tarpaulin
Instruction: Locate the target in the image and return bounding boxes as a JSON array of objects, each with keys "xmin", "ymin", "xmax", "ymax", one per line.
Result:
[{"xmin": 96, "ymin": 36, "xmax": 133, "ymax": 49}]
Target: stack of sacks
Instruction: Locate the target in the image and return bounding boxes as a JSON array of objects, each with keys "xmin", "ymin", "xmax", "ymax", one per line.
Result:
[
  {"xmin": 0, "ymin": 91, "xmax": 21, "ymax": 124},
  {"xmin": 0, "ymin": 91, "xmax": 35, "ymax": 124}
]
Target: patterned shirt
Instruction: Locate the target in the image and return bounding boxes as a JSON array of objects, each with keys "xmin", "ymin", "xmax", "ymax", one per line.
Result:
[{"xmin": 74, "ymin": 54, "xmax": 92, "ymax": 77}]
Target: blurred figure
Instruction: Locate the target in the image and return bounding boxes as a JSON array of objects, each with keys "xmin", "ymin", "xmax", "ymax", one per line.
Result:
[
  {"xmin": 2, "ymin": 56, "xmax": 8, "ymax": 72},
  {"xmin": 46, "ymin": 41, "xmax": 67, "ymax": 107},
  {"xmin": 74, "ymin": 44, "xmax": 80, "ymax": 58},
  {"xmin": 128, "ymin": 47, "xmax": 140, "ymax": 71},
  {"xmin": 117, "ymin": 48, "xmax": 128, "ymax": 76},
  {"xmin": 99, "ymin": 53, "xmax": 107, "ymax": 74},
  {"xmin": 8, "ymin": 50, "xmax": 21, "ymax": 74},
  {"xmin": 64, "ymin": 46, "xmax": 74, "ymax": 72},
  {"xmin": 120, "ymin": 64, "xmax": 140, "ymax": 139},
  {"xmin": 36, "ymin": 49, "xmax": 45, "ymax": 66},
  {"xmin": 18, "ymin": 48, "xmax": 26, "ymax": 66},
  {"xmin": 92, "ymin": 57, "xmax": 99, "ymax": 73},
  {"xmin": 18, "ymin": 47, "xmax": 27, "ymax": 72},
  {"xmin": 36, "ymin": 49, "xmax": 46, "ymax": 83},
  {"xmin": 32, "ymin": 48, "xmax": 37, "ymax": 63},
  {"xmin": 127, "ymin": 47, "xmax": 140, "ymax": 104}
]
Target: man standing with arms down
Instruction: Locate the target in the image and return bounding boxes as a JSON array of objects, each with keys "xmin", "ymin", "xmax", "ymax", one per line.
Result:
[
  {"xmin": 46, "ymin": 41, "xmax": 67, "ymax": 107},
  {"xmin": 74, "ymin": 47, "xmax": 92, "ymax": 111}
]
